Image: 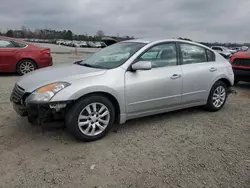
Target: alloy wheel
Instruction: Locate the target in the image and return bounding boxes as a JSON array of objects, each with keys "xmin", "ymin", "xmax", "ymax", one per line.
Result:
[
  {"xmin": 78, "ymin": 103, "xmax": 110, "ymax": 136},
  {"xmin": 212, "ymin": 86, "xmax": 226, "ymax": 108},
  {"xmin": 20, "ymin": 61, "xmax": 35, "ymax": 74}
]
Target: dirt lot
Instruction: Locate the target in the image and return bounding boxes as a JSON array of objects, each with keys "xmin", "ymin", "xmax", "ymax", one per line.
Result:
[{"xmin": 0, "ymin": 54, "xmax": 249, "ymax": 188}]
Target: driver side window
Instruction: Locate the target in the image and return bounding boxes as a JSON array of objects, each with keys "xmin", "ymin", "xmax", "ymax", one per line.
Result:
[{"xmin": 138, "ymin": 43, "xmax": 177, "ymax": 68}]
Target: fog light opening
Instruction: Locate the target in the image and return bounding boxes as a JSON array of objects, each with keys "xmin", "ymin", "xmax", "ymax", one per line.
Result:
[{"xmin": 49, "ymin": 103, "xmax": 67, "ymax": 112}]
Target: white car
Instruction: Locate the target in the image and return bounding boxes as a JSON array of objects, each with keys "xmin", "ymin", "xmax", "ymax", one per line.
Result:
[
  {"xmin": 95, "ymin": 42, "xmax": 107, "ymax": 48},
  {"xmin": 79, "ymin": 41, "xmax": 88, "ymax": 48},
  {"xmin": 211, "ymin": 46, "xmax": 232, "ymax": 58}
]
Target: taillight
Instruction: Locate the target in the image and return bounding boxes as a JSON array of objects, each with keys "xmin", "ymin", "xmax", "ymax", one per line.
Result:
[{"xmin": 40, "ymin": 49, "xmax": 50, "ymax": 54}]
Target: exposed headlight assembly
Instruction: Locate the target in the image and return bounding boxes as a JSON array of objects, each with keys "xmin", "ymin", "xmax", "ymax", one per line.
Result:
[{"xmin": 26, "ymin": 82, "xmax": 70, "ymax": 102}]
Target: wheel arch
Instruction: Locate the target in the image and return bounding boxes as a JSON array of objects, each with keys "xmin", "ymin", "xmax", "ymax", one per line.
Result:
[
  {"xmin": 206, "ymin": 76, "xmax": 232, "ymax": 101},
  {"xmin": 70, "ymin": 91, "xmax": 122, "ymax": 124},
  {"xmin": 211, "ymin": 73, "xmax": 233, "ymax": 88},
  {"xmin": 217, "ymin": 78, "xmax": 232, "ymax": 88}
]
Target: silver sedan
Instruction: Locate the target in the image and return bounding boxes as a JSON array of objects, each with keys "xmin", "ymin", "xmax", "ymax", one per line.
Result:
[{"xmin": 11, "ymin": 39, "xmax": 234, "ymax": 141}]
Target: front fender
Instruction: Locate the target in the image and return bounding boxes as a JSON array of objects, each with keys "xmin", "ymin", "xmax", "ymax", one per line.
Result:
[
  {"xmin": 50, "ymin": 69, "xmax": 126, "ymax": 115},
  {"xmin": 69, "ymin": 85, "xmax": 122, "ymax": 103}
]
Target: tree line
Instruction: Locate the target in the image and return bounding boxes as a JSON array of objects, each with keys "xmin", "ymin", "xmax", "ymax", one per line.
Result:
[
  {"xmin": 0, "ymin": 27, "xmax": 134, "ymax": 42},
  {"xmin": 0, "ymin": 27, "xmax": 249, "ymax": 47}
]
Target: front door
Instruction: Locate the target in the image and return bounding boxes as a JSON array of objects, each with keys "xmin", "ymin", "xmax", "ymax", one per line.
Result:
[{"xmin": 125, "ymin": 42, "xmax": 182, "ymax": 117}]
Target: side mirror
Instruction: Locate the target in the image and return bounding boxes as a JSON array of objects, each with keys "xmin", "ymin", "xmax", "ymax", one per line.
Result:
[{"xmin": 131, "ymin": 61, "xmax": 152, "ymax": 71}]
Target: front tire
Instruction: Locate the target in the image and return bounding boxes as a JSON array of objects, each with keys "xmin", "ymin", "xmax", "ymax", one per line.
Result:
[
  {"xmin": 206, "ymin": 81, "xmax": 228, "ymax": 112},
  {"xmin": 66, "ymin": 95, "xmax": 115, "ymax": 142}
]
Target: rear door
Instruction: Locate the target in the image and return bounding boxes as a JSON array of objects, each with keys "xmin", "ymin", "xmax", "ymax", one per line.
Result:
[
  {"xmin": 179, "ymin": 42, "xmax": 219, "ymax": 104},
  {"xmin": 0, "ymin": 40, "xmax": 18, "ymax": 72}
]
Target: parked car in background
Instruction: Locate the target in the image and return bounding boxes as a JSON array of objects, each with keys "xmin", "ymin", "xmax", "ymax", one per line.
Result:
[
  {"xmin": 230, "ymin": 49, "xmax": 250, "ymax": 84},
  {"xmin": 231, "ymin": 47, "xmax": 242, "ymax": 52},
  {"xmin": 241, "ymin": 46, "xmax": 249, "ymax": 51},
  {"xmin": 11, "ymin": 39, "xmax": 234, "ymax": 141},
  {"xmin": 211, "ymin": 46, "xmax": 232, "ymax": 58},
  {"xmin": 56, "ymin": 39, "xmax": 64, "ymax": 45},
  {"xmin": 95, "ymin": 42, "xmax": 107, "ymax": 48},
  {"xmin": 0, "ymin": 36, "xmax": 52, "ymax": 75},
  {"xmin": 79, "ymin": 41, "xmax": 88, "ymax": 48},
  {"xmin": 72, "ymin": 41, "xmax": 81, "ymax": 47},
  {"xmin": 227, "ymin": 48, "xmax": 237, "ymax": 54},
  {"xmin": 87, "ymin": 41, "xmax": 97, "ymax": 48},
  {"xmin": 61, "ymin": 40, "xmax": 72, "ymax": 46}
]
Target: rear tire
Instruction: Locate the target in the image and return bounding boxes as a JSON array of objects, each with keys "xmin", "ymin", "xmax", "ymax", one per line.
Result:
[
  {"xmin": 205, "ymin": 81, "xmax": 228, "ymax": 112},
  {"xmin": 17, "ymin": 59, "xmax": 37, "ymax": 75},
  {"xmin": 66, "ymin": 95, "xmax": 115, "ymax": 142}
]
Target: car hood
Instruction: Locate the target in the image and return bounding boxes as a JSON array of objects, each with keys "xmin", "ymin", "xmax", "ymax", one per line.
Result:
[
  {"xmin": 218, "ymin": 51, "xmax": 231, "ymax": 56},
  {"xmin": 233, "ymin": 51, "xmax": 250, "ymax": 58},
  {"xmin": 16, "ymin": 63, "xmax": 107, "ymax": 92}
]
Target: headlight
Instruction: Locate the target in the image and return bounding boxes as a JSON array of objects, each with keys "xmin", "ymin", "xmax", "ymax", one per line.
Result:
[{"xmin": 26, "ymin": 82, "xmax": 70, "ymax": 102}]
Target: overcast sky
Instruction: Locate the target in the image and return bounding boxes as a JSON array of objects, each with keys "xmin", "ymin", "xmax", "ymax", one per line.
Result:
[{"xmin": 1, "ymin": 0, "xmax": 250, "ymax": 42}]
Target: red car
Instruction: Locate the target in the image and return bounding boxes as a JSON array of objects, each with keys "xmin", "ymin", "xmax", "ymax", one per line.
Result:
[
  {"xmin": 229, "ymin": 49, "xmax": 250, "ymax": 84},
  {"xmin": 0, "ymin": 36, "xmax": 52, "ymax": 75}
]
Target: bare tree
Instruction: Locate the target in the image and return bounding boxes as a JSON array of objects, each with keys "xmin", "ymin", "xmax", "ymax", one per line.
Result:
[
  {"xmin": 96, "ymin": 30, "xmax": 105, "ymax": 37},
  {"xmin": 6, "ymin": 30, "xmax": 14, "ymax": 37}
]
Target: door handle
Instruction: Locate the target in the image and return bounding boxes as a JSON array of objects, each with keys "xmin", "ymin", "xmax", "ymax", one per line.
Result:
[
  {"xmin": 209, "ymin": 67, "xmax": 217, "ymax": 72},
  {"xmin": 170, "ymin": 74, "xmax": 181, "ymax": 80}
]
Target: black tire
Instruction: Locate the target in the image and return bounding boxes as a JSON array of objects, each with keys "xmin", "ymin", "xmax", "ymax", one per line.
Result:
[
  {"xmin": 17, "ymin": 59, "xmax": 37, "ymax": 75},
  {"xmin": 205, "ymin": 81, "xmax": 228, "ymax": 112},
  {"xmin": 66, "ymin": 95, "xmax": 115, "ymax": 142},
  {"xmin": 234, "ymin": 80, "xmax": 239, "ymax": 85}
]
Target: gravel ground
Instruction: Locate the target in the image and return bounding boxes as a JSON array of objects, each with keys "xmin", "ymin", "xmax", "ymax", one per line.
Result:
[{"xmin": 0, "ymin": 54, "xmax": 249, "ymax": 188}]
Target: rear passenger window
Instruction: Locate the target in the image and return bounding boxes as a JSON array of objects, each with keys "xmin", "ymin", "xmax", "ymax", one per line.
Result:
[
  {"xmin": 11, "ymin": 41, "xmax": 27, "ymax": 48},
  {"xmin": 180, "ymin": 43, "xmax": 207, "ymax": 64},
  {"xmin": 206, "ymin": 50, "xmax": 215, "ymax": 62}
]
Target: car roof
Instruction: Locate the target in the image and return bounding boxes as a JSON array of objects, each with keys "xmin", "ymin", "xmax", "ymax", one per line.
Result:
[
  {"xmin": 0, "ymin": 36, "xmax": 29, "ymax": 44},
  {"xmin": 122, "ymin": 38, "xmax": 212, "ymax": 50}
]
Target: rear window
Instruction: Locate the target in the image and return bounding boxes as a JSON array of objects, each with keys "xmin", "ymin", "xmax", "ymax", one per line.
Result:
[{"xmin": 180, "ymin": 43, "xmax": 207, "ymax": 64}]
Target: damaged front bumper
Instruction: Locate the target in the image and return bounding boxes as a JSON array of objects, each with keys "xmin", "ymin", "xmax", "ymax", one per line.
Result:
[{"xmin": 12, "ymin": 101, "xmax": 71, "ymax": 125}]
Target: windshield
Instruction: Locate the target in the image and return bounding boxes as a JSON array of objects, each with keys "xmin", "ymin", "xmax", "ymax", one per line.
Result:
[{"xmin": 79, "ymin": 42, "xmax": 146, "ymax": 69}]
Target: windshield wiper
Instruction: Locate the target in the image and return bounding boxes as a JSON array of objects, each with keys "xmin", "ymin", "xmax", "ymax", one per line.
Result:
[
  {"xmin": 82, "ymin": 63, "xmax": 98, "ymax": 68},
  {"xmin": 81, "ymin": 63, "xmax": 105, "ymax": 69},
  {"xmin": 74, "ymin": 60, "xmax": 82, "ymax": 65}
]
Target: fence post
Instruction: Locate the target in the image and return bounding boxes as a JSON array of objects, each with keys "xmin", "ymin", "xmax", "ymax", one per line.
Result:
[{"xmin": 75, "ymin": 47, "xmax": 78, "ymax": 55}]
